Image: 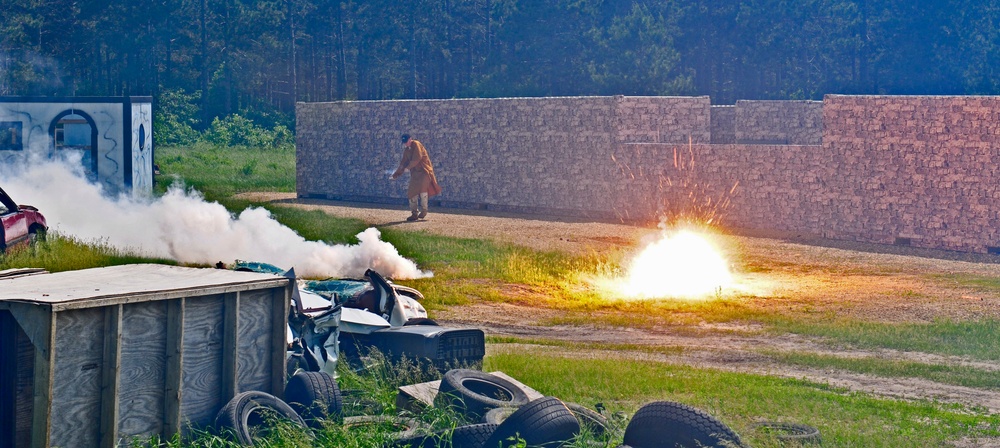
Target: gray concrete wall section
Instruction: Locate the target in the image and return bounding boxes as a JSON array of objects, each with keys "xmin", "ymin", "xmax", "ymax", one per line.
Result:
[
  {"xmin": 735, "ymin": 100, "xmax": 823, "ymax": 145},
  {"xmin": 297, "ymin": 94, "xmax": 1000, "ymax": 254}
]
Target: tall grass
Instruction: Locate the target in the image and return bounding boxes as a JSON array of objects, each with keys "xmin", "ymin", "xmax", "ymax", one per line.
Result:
[
  {"xmin": 0, "ymin": 233, "xmax": 175, "ymax": 272},
  {"xmin": 155, "ymin": 143, "xmax": 295, "ymax": 201}
]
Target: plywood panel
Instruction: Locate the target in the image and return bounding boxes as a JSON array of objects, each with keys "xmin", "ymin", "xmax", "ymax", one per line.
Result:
[
  {"xmin": 117, "ymin": 301, "xmax": 167, "ymax": 439},
  {"xmin": 179, "ymin": 295, "xmax": 224, "ymax": 429},
  {"xmin": 236, "ymin": 290, "xmax": 273, "ymax": 394},
  {"xmin": 49, "ymin": 308, "xmax": 104, "ymax": 448},
  {"xmin": 15, "ymin": 318, "xmax": 34, "ymax": 448}
]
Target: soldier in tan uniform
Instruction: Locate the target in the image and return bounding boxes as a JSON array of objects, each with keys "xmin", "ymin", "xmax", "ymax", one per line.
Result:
[{"xmin": 391, "ymin": 134, "xmax": 442, "ymax": 221}]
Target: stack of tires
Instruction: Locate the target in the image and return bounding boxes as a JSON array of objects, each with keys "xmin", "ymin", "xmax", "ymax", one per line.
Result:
[
  {"xmin": 398, "ymin": 369, "xmax": 746, "ymax": 448},
  {"xmin": 212, "ymin": 368, "xmax": 772, "ymax": 447}
]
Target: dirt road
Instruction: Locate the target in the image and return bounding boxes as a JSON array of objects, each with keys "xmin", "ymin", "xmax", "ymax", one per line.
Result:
[{"xmin": 241, "ymin": 192, "xmax": 1000, "ymax": 418}]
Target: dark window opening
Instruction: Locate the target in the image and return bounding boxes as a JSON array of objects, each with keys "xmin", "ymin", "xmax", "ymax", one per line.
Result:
[{"xmin": 0, "ymin": 122, "xmax": 22, "ymax": 151}]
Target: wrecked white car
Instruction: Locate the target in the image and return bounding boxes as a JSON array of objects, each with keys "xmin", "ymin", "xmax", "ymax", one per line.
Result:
[{"xmin": 232, "ymin": 262, "xmax": 485, "ymax": 376}]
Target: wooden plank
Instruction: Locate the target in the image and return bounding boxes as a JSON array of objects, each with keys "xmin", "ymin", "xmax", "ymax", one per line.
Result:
[
  {"xmin": 270, "ymin": 286, "xmax": 291, "ymax": 398},
  {"xmin": 4, "ymin": 304, "xmax": 52, "ymax": 362},
  {"xmin": 116, "ymin": 301, "xmax": 167, "ymax": 441},
  {"xmin": 163, "ymin": 298, "xmax": 184, "ymax": 438},
  {"xmin": 1, "ymin": 311, "xmax": 15, "ymax": 448},
  {"xmin": 29, "ymin": 313, "xmax": 52, "ymax": 448},
  {"xmin": 0, "ymin": 264, "xmax": 287, "ymax": 310},
  {"xmin": 99, "ymin": 305, "xmax": 123, "ymax": 448},
  {"xmin": 14, "ymin": 319, "xmax": 34, "ymax": 448},
  {"xmin": 52, "ymin": 280, "xmax": 288, "ymax": 312},
  {"xmin": 49, "ymin": 308, "xmax": 104, "ymax": 448},
  {"xmin": 222, "ymin": 292, "xmax": 239, "ymax": 401},
  {"xmin": 179, "ymin": 295, "xmax": 224, "ymax": 430},
  {"xmin": 236, "ymin": 290, "xmax": 273, "ymax": 395}
]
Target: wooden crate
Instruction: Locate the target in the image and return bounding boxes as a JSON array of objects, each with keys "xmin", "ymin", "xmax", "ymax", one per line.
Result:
[{"xmin": 0, "ymin": 264, "xmax": 291, "ymax": 448}]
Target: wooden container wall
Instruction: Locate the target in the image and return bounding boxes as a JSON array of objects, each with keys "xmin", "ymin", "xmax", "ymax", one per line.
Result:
[{"xmin": 0, "ymin": 283, "xmax": 290, "ymax": 448}]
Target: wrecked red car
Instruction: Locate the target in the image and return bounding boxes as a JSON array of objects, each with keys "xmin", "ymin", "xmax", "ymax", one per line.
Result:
[{"xmin": 0, "ymin": 187, "xmax": 47, "ymax": 252}]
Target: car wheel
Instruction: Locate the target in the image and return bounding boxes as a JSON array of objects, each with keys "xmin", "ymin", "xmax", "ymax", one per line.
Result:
[
  {"xmin": 284, "ymin": 371, "xmax": 343, "ymax": 427},
  {"xmin": 483, "ymin": 396, "xmax": 580, "ymax": 448},
  {"xmin": 622, "ymin": 401, "xmax": 743, "ymax": 448},
  {"xmin": 436, "ymin": 369, "xmax": 531, "ymax": 420},
  {"xmin": 214, "ymin": 390, "xmax": 308, "ymax": 446},
  {"xmin": 28, "ymin": 226, "xmax": 46, "ymax": 244}
]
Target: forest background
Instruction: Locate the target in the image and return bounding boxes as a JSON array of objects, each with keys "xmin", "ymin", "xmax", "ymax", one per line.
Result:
[{"xmin": 2, "ymin": 0, "xmax": 998, "ymax": 144}]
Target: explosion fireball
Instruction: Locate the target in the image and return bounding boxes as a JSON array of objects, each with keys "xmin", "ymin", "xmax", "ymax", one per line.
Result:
[{"xmin": 620, "ymin": 228, "xmax": 733, "ymax": 298}]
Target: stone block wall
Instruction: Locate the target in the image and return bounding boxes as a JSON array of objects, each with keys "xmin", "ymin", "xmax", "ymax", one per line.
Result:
[
  {"xmin": 735, "ymin": 100, "xmax": 823, "ymax": 145},
  {"xmin": 820, "ymin": 95, "xmax": 1000, "ymax": 252},
  {"xmin": 710, "ymin": 106, "xmax": 736, "ymax": 144},
  {"xmin": 297, "ymin": 94, "xmax": 1000, "ymax": 254},
  {"xmin": 297, "ymin": 96, "xmax": 711, "ymax": 218},
  {"xmin": 614, "ymin": 96, "xmax": 711, "ymax": 144}
]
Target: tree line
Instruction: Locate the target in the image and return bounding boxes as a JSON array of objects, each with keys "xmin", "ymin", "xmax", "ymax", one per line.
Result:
[{"xmin": 1, "ymin": 0, "xmax": 998, "ymax": 130}]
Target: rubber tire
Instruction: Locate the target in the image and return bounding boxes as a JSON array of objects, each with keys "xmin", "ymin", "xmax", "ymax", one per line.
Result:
[
  {"xmin": 28, "ymin": 227, "xmax": 45, "ymax": 244},
  {"xmin": 395, "ymin": 423, "xmax": 499, "ymax": 448},
  {"xmin": 436, "ymin": 369, "xmax": 531, "ymax": 420},
  {"xmin": 566, "ymin": 403, "xmax": 609, "ymax": 437},
  {"xmin": 751, "ymin": 422, "xmax": 821, "ymax": 444},
  {"xmin": 214, "ymin": 390, "xmax": 308, "ymax": 446},
  {"xmin": 404, "ymin": 317, "xmax": 439, "ymax": 326},
  {"xmin": 622, "ymin": 401, "xmax": 742, "ymax": 448},
  {"xmin": 483, "ymin": 406, "xmax": 518, "ymax": 424},
  {"xmin": 483, "ymin": 396, "xmax": 581, "ymax": 448},
  {"xmin": 284, "ymin": 371, "xmax": 344, "ymax": 427},
  {"xmin": 344, "ymin": 415, "xmax": 423, "ymax": 440}
]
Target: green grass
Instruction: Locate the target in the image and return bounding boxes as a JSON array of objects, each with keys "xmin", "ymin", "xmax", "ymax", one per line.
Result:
[
  {"xmin": 0, "ymin": 233, "xmax": 176, "ymax": 272},
  {"xmin": 773, "ymin": 318, "xmax": 1000, "ymax": 361},
  {"xmin": 485, "ymin": 350, "xmax": 1000, "ymax": 448},
  {"xmin": 155, "ymin": 143, "xmax": 295, "ymax": 201},
  {"xmin": 764, "ymin": 350, "xmax": 1000, "ymax": 391}
]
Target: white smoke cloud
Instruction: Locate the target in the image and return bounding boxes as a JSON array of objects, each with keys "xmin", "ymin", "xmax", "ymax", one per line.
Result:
[{"xmin": 0, "ymin": 154, "xmax": 432, "ymax": 279}]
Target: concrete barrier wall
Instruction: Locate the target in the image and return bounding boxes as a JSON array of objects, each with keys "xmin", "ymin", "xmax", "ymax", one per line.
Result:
[{"xmin": 297, "ymin": 94, "xmax": 1000, "ymax": 254}]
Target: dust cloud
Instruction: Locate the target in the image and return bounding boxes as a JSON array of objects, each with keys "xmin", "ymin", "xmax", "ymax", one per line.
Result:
[{"xmin": 0, "ymin": 153, "xmax": 431, "ymax": 279}]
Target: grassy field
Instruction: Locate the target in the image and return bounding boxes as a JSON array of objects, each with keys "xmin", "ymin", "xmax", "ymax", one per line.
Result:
[{"xmin": 6, "ymin": 143, "xmax": 1000, "ymax": 446}]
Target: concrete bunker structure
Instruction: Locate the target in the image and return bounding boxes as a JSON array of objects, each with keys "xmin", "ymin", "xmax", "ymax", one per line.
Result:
[
  {"xmin": 0, "ymin": 96, "xmax": 154, "ymax": 197},
  {"xmin": 297, "ymin": 95, "xmax": 1000, "ymax": 254}
]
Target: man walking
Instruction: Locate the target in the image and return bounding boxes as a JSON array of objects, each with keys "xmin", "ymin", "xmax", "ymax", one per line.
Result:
[{"xmin": 390, "ymin": 134, "xmax": 442, "ymax": 221}]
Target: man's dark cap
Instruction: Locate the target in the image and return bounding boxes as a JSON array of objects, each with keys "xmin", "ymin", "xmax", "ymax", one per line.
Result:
[{"xmin": 401, "ymin": 134, "xmax": 410, "ymax": 143}]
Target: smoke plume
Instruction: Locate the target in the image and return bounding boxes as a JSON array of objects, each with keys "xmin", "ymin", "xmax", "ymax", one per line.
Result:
[{"xmin": 0, "ymin": 155, "xmax": 431, "ymax": 279}]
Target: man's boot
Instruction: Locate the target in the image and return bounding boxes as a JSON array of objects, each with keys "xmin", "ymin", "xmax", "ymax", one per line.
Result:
[
  {"xmin": 407, "ymin": 197, "xmax": 420, "ymax": 221},
  {"xmin": 417, "ymin": 193, "xmax": 429, "ymax": 219}
]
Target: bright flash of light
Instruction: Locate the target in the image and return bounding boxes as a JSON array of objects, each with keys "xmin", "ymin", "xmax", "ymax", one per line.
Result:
[{"xmin": 621, "ymin": 229, "xmax": 733, "ymax": 298}]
